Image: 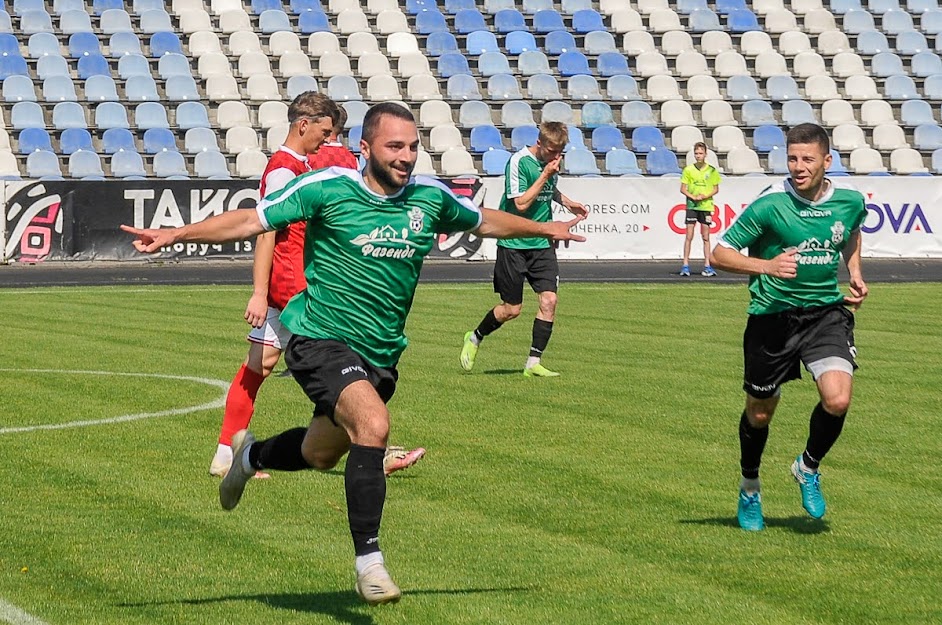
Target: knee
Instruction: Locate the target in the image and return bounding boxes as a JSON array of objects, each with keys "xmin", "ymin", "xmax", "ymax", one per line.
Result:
[
  {"xmin": 305, "ymin": 449, "xmax": 341, "ymax": 471},
  {"xmin": 500, "ymin": 304, "xmax": 523, "ymax": 321},
  {"xmin": 821, "ymin": 394, "xmax": 851, "ymax": 416},
  {"xmin": 746, "ymin": 409, "xmax": 773, "ymax": 428},
  {"xmin": 539, "ymin": 292, "xmax": 558, "ymax": 313}
]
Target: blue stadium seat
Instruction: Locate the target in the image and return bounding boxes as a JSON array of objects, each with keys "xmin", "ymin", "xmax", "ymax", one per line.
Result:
[
  {"xmin": 584, "ymin": 30, "xmax": 617, "ymax": 55},
  {"xmin": 59, "ymin": 9, "xmax": 92, "ymax": 33},
  {"xmin": 727, "ymin": 75, "xmax": 761, "ymax": 101},
  {"xmin": 882, "ymin": 9, "xmax": 913, "ymax": 34},
  {"xmin": 111, "ymin": 150, "xmax": 146, "ymax": 177},
  {"xmin": 15, "ymin": 0, "xmax": 46, "ymax": 15},
  {"xmin": 133, "ymin": 0, "xmax": 166, "ymax": 14},
  {"xmin": 715, "ymin": 0, "xmax": 746, "ymax": 13},
  {"xmin": 925, "ymin": 74, "xmax": 942, "ymax": 100},
  {"xmin": 28, "ymin": 32, "xmax": 60, "ymax": 58},
  {"xmin": 469, "ymin": 124, "xmax": 503, "ymax": 152},
  {"xmin": 109, "ymin": 32, "xmax": 142, "ymax": 58},
  {"xmin": 842, "ymin": 9, "xmax": 875, "ymax": 34},
  {"xmin": 406, "ymin": 0, "xmax": 437, "ymax": 13},
  {"xmin": 872, "ymin": 52, "xmax": 905, "ymax": 77},
  {"xmin": 689, "ymin": 8, "xmax": 722, "ymax": 31},
  {"xmin": 518, "ymin": 50, "xmax": 551, "ymax": 75},
  {"xmin": 597, "ymin": 52, "xmax": 629, "ymax": 77},
  {"xmin": 767, "ymin": 75, "xmax": 801, "ymax": 101},
  {"xmin": 118, "ymin": 54, "xmax": 151, "ymax": 79},
  {"xmin": 741, "ymin": 100, "xmax": 776, "ymax": 126},
  {"xmin": 884, "ymin": 74, "xmax": 919, "ymax": 99},
  {"xmin": 298, "ymin": 10, "xmax": 330, "ymax": 33},
  {"xmin": 135, "ymin": 101, "xmax": 170, "ymax": 129},
  {"xmin": 0, "ymin": 55, "xmax": 29, "ymax": 80},
  {"xmin": 631, "ymin": 126, "xmax": 665, "ymax": 153},
  {"xmin": 527, "ymin": 73, "xmax": 561, "ymax": 98},
  {"xmin": 495, "ymin": 9, "xmax": 526, "ymax": 32},
  {"xmin": 532, "ymin": 9, "xmax": 565, "ymax": 32},
  {"xmin": 510, "ymin": 124, "xmax": 538, "ymax": 150},
  {"xmin": 914, "ymin": 124, "xmax": 942, "ymax": 150},
  {"xmin": 900, "ymin": 99, "xmax": 936, "ymax": 126},
  {"xmin": 327, "ymin": 75, "xmax": 362, "ymax": 101},
  {"xmin": 21, "ymin": 10, "xmax": 54, "ymax": 35},
  {"xmin": 444, "ymin": 0, "xmax": 474, "ymax": 11},
  {"xmin": 646, "ymin": 147, "xmax": 681, "ymax": 175},
  {"xmin": 126, "ymin": 75, "xmax": 160, "ymax": 101},
  {"xmin": 343, "ymin": 101, "xmax": 368, "ymax": 127},
  {"xmin": 93, "ymin": 0, "xmax": 122, "ymax": 15},
  {"xmin": 781, "ymin": 100, "xmax": 817, "ymax": 126},
  {"xmin": 259, "ymin": 8, "xmax": 291, "ymax": 33},
  {"xmin": 0, "ymin": 11, "xmax": 13, "ymax": 33},
  {"xmin": 923, "ymin": 9, "xmax": 942, "ymax": 35},
  {"xmin": 60, "ymin": 127, "xmax": 93, "ymax": 154},
  {"xmin": 677, "ymin": 0, "xmax": 708, "ymax": 13},
  {"xmin": 153, "ymin": 150, "xmax": 188, "ymax": 177},
  {"xmin": 0, "ymin": 33, "xmax": 19, "ymax": 56},
  {"xmin": 830, "ymin": 0, "xmax": 862, "ymax": 12},
  {"xmin": 582, "ymin": 101, "xmax": 614, "ymax": 128},
  {"xmin": 605, "ymin": 149, "xmax": 642, "ymax": 175},
  {"xmin": 896, "ymin": 30, "xmax": 928, "ymax": 54},
  {"xmin": 571, "ymin": 9, "xmax": 603, "ymax": 33},
  {"xmin": 12, "ymin": 101, "xmax": 45, "ymax": 128},
  {"xmin": 26, "ymin": 151, "xmax": 62, "ymax": 178},
  {"xmin": 621, "ymin": 101, "xmax": 656, "ymax": 127},
  {"xmin": 912, "ymin": 52, "xmax": 942, "ymax": 77},
  {"xmin": 828, "ymin": 149, "xmax": 849, "ymax": 173},
  {"xmin": 150, "ymin": 31, "xmax": 182, "ymax": 57},
  {"xmin": 454, "ymin": 9, "xmax": 486, "ymax": 33},
  {"xmin": 143, "ymin": 127, "xmax": 177, "ymax": 153},
  {"xmin": 101, "ymin": 127, "xmax": 136, "ymax": 153},
  {"xmin": 37, "ymin": 55, "xmax": 69, "ymax": 80},
  {"xmin": 68, "ymin": 149, "xmax": 105, "ymax": 178},
  {"xmin": 568, "ymin": 74, "xmax": 601, "ymax": 100},
  {"xmin": 415, "ymin": 10, "xmax": 448, "ymax": 34},
  {"xmin": 157, "ymin": 52, "xmax": 191, "ymax": 79},
  {"xmin": 564, "ymin": 148, "xmax": 600, "ymax": 175},
  {"xmin": 43, "ymin": 76, "xmax": 77, "ymax": 102},
  {"xmin": 195, "ymin": 150, "xmax": 231, "ymax": 178},
  {"xmin": 252, "ymin": 0, "xmax": 281, "ymax": 14},
  {"xmin": 84, "ymin": 75, "xmax": 119, "ymax": 101},
  {"xmin": 558, "ymin": 51, "xmax": 590, "ymax": 76},
  {"xmin": 856, "ymin": 30, "xmax": 889, "ymax": 55},
  {"xmin": 77, "ymin": 54, "xmax": 109, "ymax": 79},
  {"xmin": 286, "ymin": 74, "xmax": 318, "ymax": 99},
  {"xmin": 466, "ymin": 30, "xmax": 498, "ymax": 55},
  {"xmin": 932, "ymin": 148, "xmax": 942, "ymax": 174},
  {"xmin": 545, "ymin": 31, "xmax": 576, "ymax": 55},
  {"xmin": 753, "ymin": 125, "xmax": 786, "ymax": 152},
  {"xmin": 482, "ymin": 147, "xmax": 511, "ymax": 174},
  {"xmin": 52, "ymin": 101, "xmax": 86, "ymax": 128},
  {"xmin": 346, "ymin": 125, "xmax": 362, "ymax": 152},
  {"xmin": 438, "ymin": 52, "xmax": 471, "ymax": 78},
  {"xmin": 69, "ymin": 32, "xmax": 100, "ymax": 58},
  {"xmin": 289, "ymin": 0, "xmax": 322, "ymax": 13},
  {"xmin": 487, "ymin": 73, "xmax": 522, "ymax": 99},
  {"xmin": 606, "ymin": 75, "xmax": 641, "ymax": 101},
  {"xmin": 446, "ymin": 73, "xmax": 482, "ymax": 99},
  {"xmin": 561, "ymin": 0, "xmax": 592, "ymax": 12},
  {"xmin": 166, "ymin": 75, "xmax": 200, "ymax": 101},
  {"xmin": 522, "ymin": 0, "xmax": 552, "ymax": 13},
  {"xmin": 727, "ymin": 8, "xmax": 760, "ymax": 32},
  {"xmin": 479, "ymin": 51, "xmax": 511, "ymax": 76},
  {"xmin": 768, "ymin": 147, "xmax": 788, "ymax": 174},
  {"xmin": 95, "ymin": 102, "xmax": 130, "ymax": 129},
  {"xmin": 3, "ymin": 75, "xmax": 36, "ymax": 102},
  {"xmin": 18, "ymin": 127, "xmax": 53, "ymax": 153},
  {"xmin": 426, "ymin": 31, "xmax": 458, "ymax": 56},
  {"xmin": 591, "ymin": 125, "xmax": 625, "ymax": 152},
  {"xmin": 567, "ymin": 124, "xmax": 587, "ymax": 151}
]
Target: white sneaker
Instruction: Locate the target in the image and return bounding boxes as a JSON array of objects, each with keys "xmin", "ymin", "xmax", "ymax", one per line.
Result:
[
  {"xmin": 355, "ymin": 562, "xmax": 402, "ymax": 605},
  {"xmin": 219, "ymin": 430, "xmax": 256, "ymax": 511},
  {"xmin": 210, "ymin": 447, "xmax": 270, "ymax": 480}
]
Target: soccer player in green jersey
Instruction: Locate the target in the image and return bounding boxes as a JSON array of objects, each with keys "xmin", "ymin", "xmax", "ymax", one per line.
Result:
[
  {"xmin": 679, "ymin": 142, "xmax": 721, "ymax": 277},
  {"xmin": 122, "ymin": 103, "xmax": 585, "ymax": 605},
  {"xmin": 711, "ymin": 123, "xmax": 869, "ymax": 532},
  {"xmin": 459, "ymin": 121, "xmax": 587, "ymax": 377}
]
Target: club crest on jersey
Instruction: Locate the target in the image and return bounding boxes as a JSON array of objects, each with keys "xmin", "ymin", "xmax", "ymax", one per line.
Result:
[
  {"xmin": 831, "ymin": 221, "xmax": 845, "ymax": 245},
  {"xmin": 408, "ymin": 207, "xmax": 425, "ymax": 233}
]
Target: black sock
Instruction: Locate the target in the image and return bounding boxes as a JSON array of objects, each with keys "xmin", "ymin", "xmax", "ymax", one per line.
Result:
[
  {"xmin": 345, "ymin": 444, "xmax": 386, "ymax": 556},
  {"xmin": 529, "ymin": 318, "xmax": 554, "ymax": 359},
  {"xmin": 248, "ymin": 427, "xmax": 310, "ymax": 471},
  {"xmin": 739, "ymin": 411, "xmax": 769, "ymax": 480},
  {"xmin": 474, "ymin": 309, "xmax": 503, "ymax": 342},
  {"xmin": 803, "ymin": 402, "xmax": 846, "ymax": 470}
]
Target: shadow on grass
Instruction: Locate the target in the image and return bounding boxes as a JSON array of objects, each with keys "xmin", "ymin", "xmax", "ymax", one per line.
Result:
[
  {"xmin": 679, "ymin": 516, "xmax": 830, "ymax": 535},
  {"xmin": 481, "ymin": 369, "xmax": 523, "ymax": 375},
  {"xmin": 121, "ymin": 586, "xmax": 531, "ymax": 625}
]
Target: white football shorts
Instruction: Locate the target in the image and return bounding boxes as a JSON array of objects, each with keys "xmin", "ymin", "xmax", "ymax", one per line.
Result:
[{"xmin": 247, "ymin": 306, "xmax": 292, "ymax": 350}]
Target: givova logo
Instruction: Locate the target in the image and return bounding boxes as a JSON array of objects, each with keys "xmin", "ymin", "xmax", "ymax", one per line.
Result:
[{"xmin": 862, "ymin": 201, "xmax": 933, "ymax": 234}]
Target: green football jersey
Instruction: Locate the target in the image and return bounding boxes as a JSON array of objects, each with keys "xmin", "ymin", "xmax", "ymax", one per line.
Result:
[
  {"xmin": 258, "ymin": 167, "xmax": 483, "ymax": 367},
  {"xmin": 720, "ymin": 179, "xmax": 866, "ymax": 315},
  {"xmin": 498, "ymin": 147, "xmax": 555, "ymax": 250},
  {"xmin": 681, "ymin": 163, "xmax": 721, "ymax": 212}
]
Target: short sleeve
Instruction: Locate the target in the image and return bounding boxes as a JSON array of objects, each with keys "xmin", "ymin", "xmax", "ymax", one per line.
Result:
[
  {"xmin": 428, "ymin": 181, "xmax": 483, "ymax": 233},
  {"xmin": 710, "ymin": 168, "xmax": 721, "ymax": 185},
  {"xmin": 256, "ymin": 171, "xmax": 325, "ymax": 231},
  {"xmin": 720, "ymin": 201, "xmax": 767, "ymax": 251},
  {"xmin": 680, "ymin": 166, "xmax": 693, "ymax": 186},
  {"xmin": 505, "ymin": 154, "xmax": 530, "ymax": 199}
]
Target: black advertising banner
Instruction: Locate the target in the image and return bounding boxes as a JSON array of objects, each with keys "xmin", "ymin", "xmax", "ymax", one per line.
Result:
[{"xmin": 2, "ymin": 177, "xmax": 486, "ymax": 263}]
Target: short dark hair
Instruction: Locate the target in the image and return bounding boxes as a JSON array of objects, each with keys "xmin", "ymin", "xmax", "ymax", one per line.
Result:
[
  {"xmin": 693, "ymin": 141, "xmax": 707, "ymax": 151},
  {"xmin": 786, "ymin": 123, "xmax": 830, "ymax": 154},
  {"xmin": 333, "ymin": 106, "xmax": 348, "ymax": 135},
  {"xmin": 361, "ymin": 102, "xmax": 415, "ymax": 144},
  {"xmin": 288, "ymin": 91, "xmax": 340, "ymax": 127}
]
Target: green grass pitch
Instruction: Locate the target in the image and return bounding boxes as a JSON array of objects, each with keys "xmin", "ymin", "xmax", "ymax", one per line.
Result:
[{"xmin": 0, "ymin": 282, "xmax": 939, "ymax": 624}]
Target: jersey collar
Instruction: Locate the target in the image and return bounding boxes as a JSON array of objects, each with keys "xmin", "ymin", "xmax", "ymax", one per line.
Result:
[
  {"xmin": 784, "ymin": 177, "xmax": 834, "ymax": 207},
  {"xmin": 277, "ymin": 145, "xmax": 308, "ymax": 164},
  {"xmin": 356, "ymin": 168, "xmax": 407, "ymax": 200}
]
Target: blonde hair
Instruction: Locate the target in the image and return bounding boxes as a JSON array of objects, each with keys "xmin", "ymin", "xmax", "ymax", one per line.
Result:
[{"xmin": 538, "ymin": 121, "xmax": 568, "ymax": 149}]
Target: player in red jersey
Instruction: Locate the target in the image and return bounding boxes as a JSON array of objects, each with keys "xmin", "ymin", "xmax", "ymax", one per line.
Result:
[{"xmin": 209, "ymin": 96, "xmax": 425, "ymax": 478}]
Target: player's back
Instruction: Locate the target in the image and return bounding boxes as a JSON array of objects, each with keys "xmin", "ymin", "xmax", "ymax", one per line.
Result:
[{"xmin": 308, "ymin": 142, "xmax": 358, "ymax": 171}]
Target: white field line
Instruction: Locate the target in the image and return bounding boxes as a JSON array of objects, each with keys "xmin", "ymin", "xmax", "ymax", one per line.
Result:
[
  {"xmin": 0, "ymin": 369, "xmax": 228, "ymax": 435},
  {"xmin": 0, "ymin": 599, "xmax": 52, "ymax": 625}
]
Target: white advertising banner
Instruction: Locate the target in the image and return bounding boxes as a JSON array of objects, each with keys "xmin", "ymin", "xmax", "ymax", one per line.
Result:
[{"xmin": 471, "ymin": 176, "xmax": 942, "ymax": 260}]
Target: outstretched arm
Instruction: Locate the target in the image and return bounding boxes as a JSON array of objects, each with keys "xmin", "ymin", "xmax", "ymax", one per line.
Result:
[
  {"xmin": 121, "ymin": 208, "xmax": 267, "ymax": 254},
  {"xmin": 473, "ymin": 208, "xmax": 586, "ymax": 243},
  {"xmin": 841, "ymin": 228, "xmax": 868, "ymax": 310}
]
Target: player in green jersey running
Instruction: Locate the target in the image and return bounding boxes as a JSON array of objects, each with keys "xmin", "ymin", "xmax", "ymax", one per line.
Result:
[
  {"xmin": 711, "ymin": 123, "xmax": 869, "ymax": 532},
  {"xmin": 122, "ymin": 103, "xmax": 586, "ymax": 605},
  {"xmin": 460, "ymin": 121, "xmax": 587, "ymax": 378}
]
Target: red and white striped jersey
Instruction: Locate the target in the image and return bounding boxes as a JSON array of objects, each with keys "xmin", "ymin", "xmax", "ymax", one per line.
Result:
[{"xmin": 261, "ymin": 146, "xmax": 310, "ymax": 310}]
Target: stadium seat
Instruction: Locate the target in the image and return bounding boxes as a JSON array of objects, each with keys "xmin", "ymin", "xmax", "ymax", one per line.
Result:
[
  {"xmin": 21, "ymin": 10, "xmax": 54, "ymax": 34},
  {"xmin": 532, "ymin": 9, "xmax": 565, "ymax": 32},
  {"xmin": 135, "ymin": 101, "xmax": 170, "ymax": 129},
  {"xmin": 597, "ymin": 53, "xmax": 630, "ymax": 77},
  {"xmin": 11, "ymin": 101, "xmax": 45, "ymax": 129},
  {"xmin": 591, "ymin": 125, "xmax": 626, "ymax": 152},
  {"xmin": 426, "ymin": 31, "xmax": 458, "ymax": 57},
  {"xmin": 671, "ymin": 125, "xmax": 704, "ymax": 153},
  {"xmin": 545, "ymin": 31, "xmax": 576, "ymax": 55},
  {"xmin": 715, "ymin": 0, "xmax": 746, "ymax": 13},
  {"xmin": 914, "ymin": 124, "xmax": 942, "ymax": 150},
  {"xmin": 52, "ymin": 101, "xmax": 85, "ymax": 128},
  {"xmin": 782, "ymin": 100, "xmax": 818, "ymax": 126},
  {"xmin": 235, "ymin": 149, "xmax": 267, "ymax": 177},
  {"xmin": 487, "ymin": 73, "xmax": 522, "ymax": 99},
  {"xmin": 871, "ymin": 52, "xmax": 904, "ymax": 78},
  {"xmin": 37, "ymin": 55, "xmax": 70, "ymax": 80},
  {"xmin": 523, "ymin": 0, "xmax": 552, "ymax": 12},
  {"xmin": 700, "ymin": 30, "xmax": 734, "ymax": 55},
  {"xmin": 153, "ymin": 150, "xmax": 189, "ymax": 177},
  {"xmin": 542, "ymin": 100, "xmax": 574, "ymax": 124},
  {"xmin": 326, "ymin": 75, "xmax": 361, "ymax": 102},
  {"xmin": 896, "ymin": 30, "xmax": 928, "ymax": 55},
  {"xmin": 408, "ymin": 74, "xmax": 443, "ymax": 100},
  {"xmin": 660, "ymin": 100, "xmax": 695, "ymax": 127},
  {"xmin": 581, "ymin": 102, "xmax": 614, "ymax": 128},
  {"xmin": 805, "ymin": 75, "xmax": 841, "ymax": 101},
  {"xmin": 584, "ymin": 31, "xmax": 617, "ymax": 55},
  {"xmin": 725, "ymin": 146, "xmax": 762, "ymax": 173},
  {"xmin": 890, "ymin": 148, "xmax": 929, "ymax": 174},
  {"xmin": 631, "ymin": 126, "xmax": 665, "ymax": 152},
  {"xmin": 767, "ymin": 146, "xmax": 788, "ymax": 174},
  {"xmin": 715, "ymin": 50, "xmax": 748, "ymax": 77},
  {"xmin": 68, "ymin": 149, "xmax": 105, "ymax": 178},
  {"xmin": 150, "ymin": 31, "xmax": 183, "ymax": 57},
  {"xmin": 469, "ymin": 124, "xmax": 502, "ymax": 152},
  {"xmin": 700, "ymin": 100, "xmax": 736, "ymax": 127},
  {"xmin": 505, "ymin": 30, "xmax": 538, "ymax": 55},
  {"xmin": 645, "ymin": 75, "xmax": 682, "ymax": 101},
  {"xmin": 752, "ymin": 125, "xmax": 786, "ymax": 152},
  {"xmin": 767, "ymin": 75, "xmax": 801, "ymax": 102},
  {"xmin": 466, "ymin": 31, "xmax": 498, "ymax": 56},
  {"xmin": 558, "ymin": 51, "xmax": 591, "ymax": 77},
  {"xmin": 77, "ymin": 54, "xmax": 110, "ymax": 80},
  {"xmin": 438, "ymin": 52, "xmax": 471, "ymax": 78},
  {"xmin": 726, "ymin": 75, "xmax": 761, "ymax": 101},
  {"xmin": 111, "ymin": 149, "xmax": 147, "ymax": 177},
  {"xmin": 3, "ymin": 75, "xmax": 36, "ymax": 102},
  {"xmin": 26, "ymin": 151, "xmax": 62, "ymax": 177},
  {"xmin": 606, "ymin": 75, "xmax": 641, "ymax": 101},
  {"xmin": 501, "ymin": 100, "xmax": 536, "ymax": 127},
  {"xmin": 298, "ymin": 10, "xmax": 330, "ymax": 32},
  {"xmin": 125, "ymin": 75, "xmax": 160, "ymax": 101},
  {"xmin": 860, "ymin": 100, "xmax": 895, "ymax": 127},
  {"xmin": 454, "ymin": 9, "xmax": 485, "ymax": 33},
  {"xmin": 510, "ymin": 125, "xmax": 538, "ymax": 150},
  {"xmin": 184, "ymin": 127, "xmax": 219, "ymax": 153},
  {"xmin": 568, "ymin": 75, "xmax": 601, "ymax": 100},
  {"xmin": 440, "ymin": 147, "xmax": 477, "ymax": 175},
  {"xmin": 884, "ymin": 74, "xmax": 919, "ymax": 99},
  {"xmin": 646, "ymin": 147, "xmax": 681, "ymax": 175},
  {"xmin": 18, "ymin": 127, "xmax": 53, "ymax": 154},
  {"xmin": 901, "ymin": 100, "xmax": 937, "ymax": 126},
  {"xmin": 779, "ymin": 31, "xmax": 812, "ymax": 55},
  {"xmin": 446, "ymin": 74, "xmax": 482, "ymax": 100},
  {"xmin": 711, "ymin": 125, "xmax": 747, "ymax": 152},
  {"xmin": 28, "ymin": 32, "xmax": 60, "ymax": 58},
  {"xmin": 479, "ymin": 51, "xmax": 511, "ymax": 76},
  {"xmin": 143, "ymin": 127, "xmax": 177, "ymax": 154},
  {"xmin": 741, "ymin": 100, "xmax": 776, "ymax": 126},
  {"xmin": 604, "ymin": 148, "xmax": 642, "ymax": 175},
  {"xmin": 675, "ymin": 51, "xmax": 709, "ymax": 78},
  {"xmin": 849, "ymin": 147, "xmax": 888, "ymax": 173},
  {"xmin": 727, "ymin": 8, "xmax": 760, "ymax": 31},
  {"xmin": 621, "ymin": 101, "xmax": 657, "ymax": 127},
  {"xmin": 689, "ymin": 8, "xmax": 722, "ymax": 31},
  {"xmin": 110, "ymin": 31, "xmax": 142, "ymax": 58},
  {"xmin": 342, "ymin": 100, "xmax": 369, "ymax": 127},
  {"xmin": 84, "ymin": 75, "xmax": 119, "ymax": 102},
  {"xmin": 419, "ymin": 100, "xmax": 453, "ymax": 127},
  {"xmin": 932, "ymin": 149, "xmax": 942, "ymax": 174},
  {"xmin": 567, "ymin": 125, "xmax": 588, "ymax": 151},
  {"xmin": 494, "ymin": 9, "xmax": 526, "ymax": 33},
  {"xmin": 572, "ymin": 9, "xmax": 604, "ymax": 32},
  {"xmin": 518, "ymin": 51, "xmax": 551, "ymax": 76},
  {"xmin": 482, "ymin": 148, "xmax": 511, "ymax": 175},
  {"xmin": 912, "ymin": 52, "xmax": 942, "ymax": 77},
  {"xmin": 648, "ymin": 8, "xmax": 682, "ymax": 31},
  {"xmin": 923, "ymin": 9, "xmax": 942, "ymax": 35},
  {"xmin": 444, "ymin": 0, "xmax": 474, "ymax": 12},
  {"xmin": 661, "ymin": 31, "xmax": 694, "ymax": 56},
  {"xmin": 872, "ymin": 123, "xmax": 909, "ymax": 150},
  {"xmin": 832, "ymin": 124, "xmax": 867, "ymax": 151},
  {"xmin": 842, "ymin": 9, "xmax": 875, "ymax": 33},
  {"xmin": 883, "ymin": 8, "xmax": 914, "ymax": 34},
  {"xmin": 564, "ymin": 148, "xmax": 601, "ymax": 175},
  {"xmin": 458, "ymin": 100, "xmax": 492, "ymax": 127},
  {"xmin": 195, "ymin": 150, "xmax": 231, "ymax": 178},
  {"xmin": 754, "ymin": 51, "xmax": 788, "ymax": 78}
]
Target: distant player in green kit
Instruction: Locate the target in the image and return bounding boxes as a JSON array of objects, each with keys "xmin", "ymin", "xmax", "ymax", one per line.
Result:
[
  {"xmin": 712, "ymin": 123, "xmax": 869, "ymax": 531},
  {"xmin": 459, "ymin": 121, "xmax": 587, "ymax": 377},
  {"xmin": 122, "ymin": 103, "xmax": 586, "ymax": 605},
  {"xmin": 679, "ymin": 141, "xmax": 721, "ymax": 277}
]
